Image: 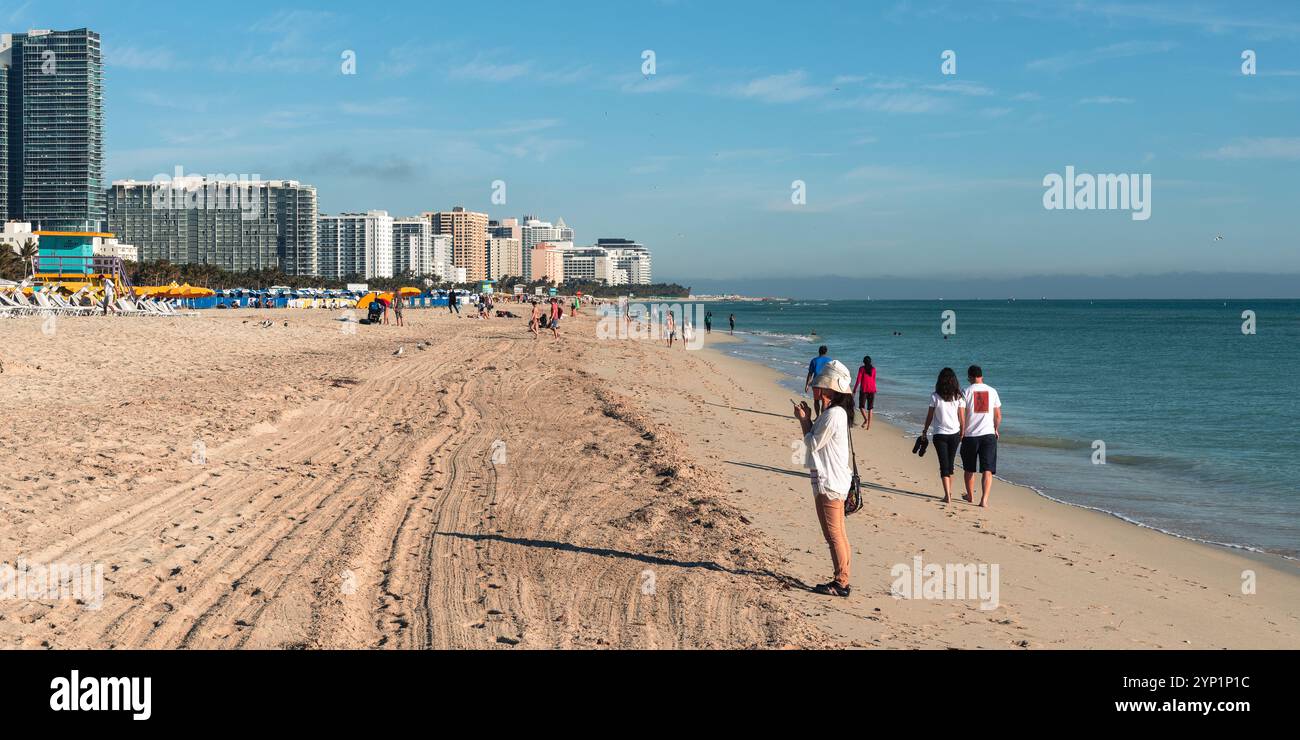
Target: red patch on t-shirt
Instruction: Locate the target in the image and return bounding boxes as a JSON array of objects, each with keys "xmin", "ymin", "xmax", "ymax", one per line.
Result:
[{"xmin": 972, "ymin": 391, "xmax": 989, "ymax": 414}]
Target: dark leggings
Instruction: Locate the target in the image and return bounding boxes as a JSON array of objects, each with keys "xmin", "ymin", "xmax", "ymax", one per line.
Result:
[{"xmin": 932, "ymin": 433, "xmax": 961, "ymax": 477}]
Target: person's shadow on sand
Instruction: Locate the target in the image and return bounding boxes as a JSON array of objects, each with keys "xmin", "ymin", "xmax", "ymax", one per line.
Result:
[
  {"xmin": 433, "ymin": 530, "xmax": 811, "ymax": 590},
  {"xmin": 724, "ymin": 460, "xmax": 936, "ymax": 500}
]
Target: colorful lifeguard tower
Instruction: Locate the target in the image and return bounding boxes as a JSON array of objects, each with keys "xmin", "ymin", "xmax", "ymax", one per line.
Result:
[{"xmin": 32, "ymin": 231, "xmax": 133, "ymax": 293}]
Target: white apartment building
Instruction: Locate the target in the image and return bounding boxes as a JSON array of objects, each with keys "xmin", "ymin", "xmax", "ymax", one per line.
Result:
[
  {"xmin": 392, "ymin": 217, "xmax": 436, "ymax": 276},
  {"xmin": 318, "ymin": 210, "xmax": 394, "ymax": 280},
  {"xmin": 595, "ymin": 238, "xmax": 652, "ymax": 285},
  {"xmin": 520, "ymin": 217, "xmax": 568, "ymax": 281},
  {"xmin": 559, "ymin": 245, "xmax": 610, "ymax": 283},
  {"xmin": 486, "ymin": 236, "xmax": 522, "ymax": 280}
]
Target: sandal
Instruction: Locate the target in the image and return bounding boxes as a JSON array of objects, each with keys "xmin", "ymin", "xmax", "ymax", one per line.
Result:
[{"xmin": 811, "ymin": 581, "xmax": 852, "ymax": 597}]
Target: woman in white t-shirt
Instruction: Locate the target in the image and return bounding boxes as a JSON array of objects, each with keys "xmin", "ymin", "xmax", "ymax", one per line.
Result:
[
  {"xmin": 921, "ymin": 367, "xmax": 965, "ymax": 503},
  {"xmin": 792, "ymin": 359, "xmax": 855, "ymax": 597}
]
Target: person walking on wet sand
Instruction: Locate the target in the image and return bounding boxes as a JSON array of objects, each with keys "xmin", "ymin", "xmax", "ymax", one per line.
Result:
[
  {"xmin": 728, "ymin": 313, "xmax": 735, "ymax": 334},
  {"xmin": 665, "ymin": 309, "xmax": 677, "ymax": 347},
  {"xmin": 851, "ymin": 356, "xmax": 877, "ymax": 430},
  {"xmin": 961, "ymin": 365, "xmax": 1002, "ymax": 507},
  {"xmin": 792, "ymin": 359, "xmax": 855, "ymax": 597},
  {"xmin": 804, "ymin": 345, "xmax": 832, "ymax": 417},
  {"xmin": 922, "ymin": 367, "xmax": 965, "ymax": 503}
]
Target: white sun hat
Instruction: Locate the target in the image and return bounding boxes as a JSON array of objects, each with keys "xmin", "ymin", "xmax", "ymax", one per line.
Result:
[{"xmin": 812, "ymin": 359, "xmax": 853, "ymax": 394}]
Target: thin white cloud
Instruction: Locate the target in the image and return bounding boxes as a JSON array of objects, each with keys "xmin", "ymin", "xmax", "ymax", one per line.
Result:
[
  {"xmin": 1028, "ymin": 41, "xmax": 1176, "ymax": 73},
  {"xmin": 828, "ymin": 92, "xmax": 945, "ymax": 114},
  {"xmin": 1078, "ymin": 96, "xmax": 1135, "ymax": 105},
  {"xmin": 622, "ymin": 75, "xmax": 689, "ymax": 94},
  {"xmin": 924, "ymin": 80, "xmax": 995, "ymax": 96},
  {"xmin": 106, "ymin": 45, "xmax": 179, "ymax": 71},
  {"xmin": 730, "ymin": 71, "xmax": 828, "ymax": 103},
  {"xmin": 449, "ymin": 59, "xmax": 532, "ymax": 82},
  {"xmin": 1204, "ymin": 137, "xmax": 1300, "ymax": 160}
]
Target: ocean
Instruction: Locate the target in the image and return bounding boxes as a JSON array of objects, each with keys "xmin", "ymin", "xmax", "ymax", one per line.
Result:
[{"xmin": 704, "ymin": 299, "xmax": 1300, "ymax": 559}]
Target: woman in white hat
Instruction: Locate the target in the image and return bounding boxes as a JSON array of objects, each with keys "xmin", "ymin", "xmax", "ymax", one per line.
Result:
[{"xmin": 792, "ymin": 358, "xmax": 855, "ymax": 596}]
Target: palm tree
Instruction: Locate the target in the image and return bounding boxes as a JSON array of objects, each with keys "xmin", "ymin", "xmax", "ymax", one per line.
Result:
[
  {"xmin": 18, "ymin": 239, "xmax": 38, "ymax": 279},
  {"xmin": 0, "ymin": 245, "xmax": 22, "ymax": 281}
]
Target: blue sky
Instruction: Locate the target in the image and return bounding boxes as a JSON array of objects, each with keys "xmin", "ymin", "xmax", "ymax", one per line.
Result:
[{"xmin": 12, "ymin": 0, "xmax": 1300, "ymax": 282}]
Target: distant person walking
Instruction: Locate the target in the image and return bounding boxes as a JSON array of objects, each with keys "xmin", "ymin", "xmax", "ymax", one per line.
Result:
[
  {"xmin": 447, "ymin": 289, "xmax": 458, "ymax": 315},
  {"xmin": 852, "ymin": 356, "xmax": 877, "ymax": 430},
  {"xmin": 549, "ymin": 298, "xmax": 562, "ymax": 339},
  {"xmin": 704, "ymin": 311, "xmax": 713, "ymax": 334},
  {"xmin": 792, "ymin": 359, "xmax": 855, "ymax": 597},
  {"xmin": 529, "ymin": 300, "xmax": 541, "ymax": 338},
  {"xmin": 728, "ymin": 313, "xmax": 735, "ymax": 334},
  {"xmin": 392, "ymin": 294, "xmax": 405, "ymax": 327},
  {"xmin": 804, "ymin": 346, "xmax": 832, "ymax": 417},
  {"xmin": 960, "ymin": 365, "xmax": 1002, "ymax": 507},
  {"xmin": 922, "ymin": 367, "xmax": 965, "ymax": 503},
  {"xmin": 101, "ymin": 278, "xmax": 115, "ymax": 316},
  {"xmin": 665, "ymin": 310, "xmax": 677, "ymax": 347}
]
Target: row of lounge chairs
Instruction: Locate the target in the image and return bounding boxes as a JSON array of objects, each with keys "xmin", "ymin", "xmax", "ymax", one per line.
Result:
[{"xmin": 0, "ymin": 289, "xmax": 194, "ymax": 318}]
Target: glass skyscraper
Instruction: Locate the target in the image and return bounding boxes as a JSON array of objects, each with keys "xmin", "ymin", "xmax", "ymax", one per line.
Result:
[{"xmin": 0, "ymin": 28, "xmax": 104, "ymax": 230}]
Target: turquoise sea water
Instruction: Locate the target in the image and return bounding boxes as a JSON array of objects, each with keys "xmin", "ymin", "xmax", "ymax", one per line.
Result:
[{"xmin": 706, "ymin": 299, "xmax": 1300, "ymax": 558}]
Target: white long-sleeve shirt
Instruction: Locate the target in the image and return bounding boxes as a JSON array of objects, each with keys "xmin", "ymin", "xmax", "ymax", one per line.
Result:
[{"xmin": 803, "ymin": 405, "xmax": 851, "ymax": 499}]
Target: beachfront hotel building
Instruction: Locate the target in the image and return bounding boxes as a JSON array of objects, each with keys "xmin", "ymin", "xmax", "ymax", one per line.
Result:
[
  {"xmin": 559, "ymin": 245, "xmax": 614, "ymax": 284},
  {"xmin": 486, "ymin": 236, "xmax": 523, "ymax": 280},
  {"xmin": 427, "ymin": 207, "xmax": 488, "ymax": 283},
  {"xmin": 318, "ymin": 210, "xmax": 394, "ymax": 280},
  {"xmin": 391, "ymin": 216, "xmax": 432, "ymax": 276},
  {"xmin": 596, "ymin": 238, "xmax": 652, "ymax": 285},
  {"xmin": 107, "ymin": 178, "xmax": 319, "ymax": 274},
  {"xmin": 529, "ymin": 242, "xmax": 565, "ymax": 284},
  {"xmin": 0, "ymin": 28, "xmax": 104, "ymax": 230},
  {"xmin": 520, "ymin": 217, "xmax": 568, "ymax": 284}
]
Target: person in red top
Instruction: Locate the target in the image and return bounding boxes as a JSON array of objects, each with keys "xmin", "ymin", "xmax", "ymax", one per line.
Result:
[{"xmin": 851, "ymin": 356, "xmax": 877, "ymax": 429}]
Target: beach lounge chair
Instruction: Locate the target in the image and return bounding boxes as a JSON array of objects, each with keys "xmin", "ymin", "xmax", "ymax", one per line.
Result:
[
  {"xmin": 0, "ymin": 291, "xmax": 35, "ymax": 316},
  {"xmin": 47, "ymin": 292, "xmax": 97, "ymax": 316}
]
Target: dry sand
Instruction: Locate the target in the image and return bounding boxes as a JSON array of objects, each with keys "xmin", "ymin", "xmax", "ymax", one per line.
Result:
[{"xmin": 0, "ymin": 306, "xmax": 1295, "ymax": 649}]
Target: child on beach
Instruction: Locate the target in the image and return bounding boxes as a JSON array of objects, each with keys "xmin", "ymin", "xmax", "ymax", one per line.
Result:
[
  {"xmin": 393, "ymin": 295, "xmax": 404, "ymax": 327},
  {"xmin": 852, "ymin": 356, "xmax": 877, "ymax": 430},
  {"xmin": 922, "ymin": 367, "xmax": 965, "ymax": 503}
]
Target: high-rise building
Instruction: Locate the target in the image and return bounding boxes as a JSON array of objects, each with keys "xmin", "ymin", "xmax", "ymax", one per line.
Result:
[
  {"xmin": 430, "ymin": 233, "xmax": 453, "ymax": 281},
  {"xmin": 560, "ymin": 245, "xmax": 615, "ymax": 284},
  {"xmin": 392, "ymin": 216, "xmax": 432, "ymax": 276},
  {"xmin": 555, "ymin": 216, "xmax": 574, "ymax": 243},
  {"xmin": 107, "ymin": 177, "xmax": 318, "ymax": 273},
  {"xmin": 0, "ymin": 29, "xmax": 104, "ymax": 230},
  {"xmin": 520, "ymin": 217, "xmax": 563, "ymax": 282},
  {"xmin": 486, "ymin": 236, "xmax": 522, "ymax": 280},
  {"xmin": 318, "ymin": 210, "xmax": 394, "ymax": 280},
  {"xmin": 427, "ymin": 206, "xmax": 488, "ymax": 282},
  {"xmin": 529, "ymin": 242, "xmax": 564, "ymax": 284},
  {"xmin": 595, "ymin": 238, "xmax": 652, "ymax": 285}
]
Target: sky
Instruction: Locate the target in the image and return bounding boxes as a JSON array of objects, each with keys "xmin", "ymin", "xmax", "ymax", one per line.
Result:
[{"xmin": 9, "ymin": 0, "xmax": 1300, "ymax": 286}]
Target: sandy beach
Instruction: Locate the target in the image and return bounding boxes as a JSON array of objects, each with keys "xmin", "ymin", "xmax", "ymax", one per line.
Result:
[{"xmin": 1, "ymin": 307, "xmax": 1296, "ymax": 649}]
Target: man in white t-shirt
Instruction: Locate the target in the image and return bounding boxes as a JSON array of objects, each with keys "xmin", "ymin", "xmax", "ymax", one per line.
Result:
[{"xmin": 960, "ymin": 365, "xmax": 1002, "ymax": 507}]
